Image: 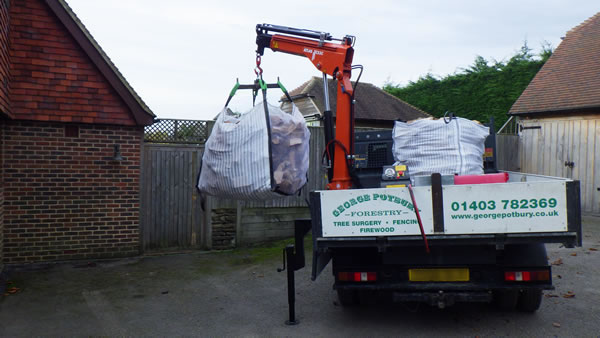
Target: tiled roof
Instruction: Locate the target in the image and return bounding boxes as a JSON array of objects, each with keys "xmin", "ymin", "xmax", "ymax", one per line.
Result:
[
  {"xmin": 509, "ymin": 12, "xmax": 600, "ymax": 115},
  {"xmin": 42, "ymin": 0, "xmax": 154, "ymax": 125},
  {"xmin": 287, "ymin": 77, "xmax": 431, "ymax": 121}
]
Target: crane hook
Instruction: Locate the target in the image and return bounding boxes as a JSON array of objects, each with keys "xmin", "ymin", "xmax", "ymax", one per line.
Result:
[{"xmin": 254, "ymin": 54, "xmax": 263, "ymax": 76}]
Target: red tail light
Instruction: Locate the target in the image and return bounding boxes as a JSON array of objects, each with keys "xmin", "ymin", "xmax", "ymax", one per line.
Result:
[
  {"xmin": 338, "ymin": 272, "xmax": 377, "ymax": 282},
  {"xmin": 505, "ymin": 270, "xmax": 549, "ymax": 282},
  {"xmin": 338, "ymin": 272, "xmax": 351, "ymax": 281}
]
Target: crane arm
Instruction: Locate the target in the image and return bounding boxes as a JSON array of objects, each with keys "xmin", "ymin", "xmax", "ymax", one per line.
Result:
[{"xmin": 256, "ymin": 24, "xmax": 356, "ymax": 190}]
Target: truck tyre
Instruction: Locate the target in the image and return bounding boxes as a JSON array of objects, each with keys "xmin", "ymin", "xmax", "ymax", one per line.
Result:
[
  {"xmin": 337, "ymin": 289, "xmax": 357, "ymax": 307},
  {"xmin": 493, "ymin": 289, "xmax": 519, "ymax": 311},
  {"xmin": 518, "ymin": 289, "xmax": 543, "ymax": 312}
]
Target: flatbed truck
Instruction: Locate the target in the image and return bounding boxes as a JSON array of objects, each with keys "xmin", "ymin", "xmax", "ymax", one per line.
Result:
[{"xmin": 251, "ymin": 24, "xmax": 581, "ymax": 323}]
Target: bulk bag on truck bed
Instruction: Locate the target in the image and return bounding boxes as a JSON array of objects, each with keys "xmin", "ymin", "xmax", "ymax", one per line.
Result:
[
  {"xmin": 197, "ymin": 101, "xmax": 310, "ymax": 200},
  {"xmin": 392, "ymin": 117, "xmax": 489, "ymax": 177}
]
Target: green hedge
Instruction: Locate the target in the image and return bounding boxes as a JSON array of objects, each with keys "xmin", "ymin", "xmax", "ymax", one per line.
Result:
[{"xmin": 384, "ymin": 43, "xmax": 552, "ymax": 130}]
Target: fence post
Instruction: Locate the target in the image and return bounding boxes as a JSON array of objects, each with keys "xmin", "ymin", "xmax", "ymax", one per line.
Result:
[
  {"xmin": 203, "ymin": 196, "xmax": 213, "ymax": 250},
  {"xmin": 235, "ymin": 200, "xmax": 243, "ymax": 246}
]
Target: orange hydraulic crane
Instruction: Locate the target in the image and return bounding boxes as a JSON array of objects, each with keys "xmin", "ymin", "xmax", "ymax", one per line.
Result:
[{"xmin": 256, "ymin": 24, "xmax": 359, "ymax": 190}]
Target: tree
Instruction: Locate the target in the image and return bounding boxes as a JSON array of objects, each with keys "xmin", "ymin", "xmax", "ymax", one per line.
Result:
[{"xmin": 384, "ymin": 42, "xmax": 553, "ymax": 130}]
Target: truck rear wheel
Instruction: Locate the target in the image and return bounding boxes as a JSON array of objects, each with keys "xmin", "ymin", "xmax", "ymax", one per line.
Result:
[
  {"xmin": 493, "ymin": 289, "xmax": 519, "ymax": 311},
  {"xmin": 518, "ymin": 289, "xmax": 543, "ymax": 312},
  {"xmin": 337, "ymin": 289, "xmax": 357, "ymax": 307}
]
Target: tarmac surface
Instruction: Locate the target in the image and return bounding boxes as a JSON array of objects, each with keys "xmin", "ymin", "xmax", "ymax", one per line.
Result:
[{"xmin": 1, "ymin": 216, "xmax": 599, "ymax": 336}]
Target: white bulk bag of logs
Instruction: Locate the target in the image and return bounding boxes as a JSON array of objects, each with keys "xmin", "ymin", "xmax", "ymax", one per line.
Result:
[
  {"xmin": 197, "ymin": 101, "xmax": 310, "ymax": 200},
  {"xmin": 392, "ymin": 117, "xmax": 489, "ymax": 177}
]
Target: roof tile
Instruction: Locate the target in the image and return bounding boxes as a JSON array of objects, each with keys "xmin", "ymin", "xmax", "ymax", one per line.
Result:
[
  {"xmin": 509, "ymin": 12, "xmax": 600, "ymax": 115},
  {"xmin": 286, "ymin": 77, "xmax": 431, "ymax": 121}
]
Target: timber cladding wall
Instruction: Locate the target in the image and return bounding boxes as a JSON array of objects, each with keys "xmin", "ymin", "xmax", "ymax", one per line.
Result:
[
  {"xmin": 519, "ymin": 116, "xmax": 600, "ymax": 214},
  {"xmin": 2, "ymin": 121, "xmax": 143, "ymax": 263}
]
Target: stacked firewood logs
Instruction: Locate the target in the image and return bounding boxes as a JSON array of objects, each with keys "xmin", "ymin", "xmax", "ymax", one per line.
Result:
[{"xmin": 270, "ymin": 113, "xmax": 309, "ymax": 194}]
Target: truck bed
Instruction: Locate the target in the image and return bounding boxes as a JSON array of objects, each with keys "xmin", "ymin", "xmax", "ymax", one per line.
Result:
[{"xmin": 309, "ymin": 172, "xmax": 581, "ymax": 279}]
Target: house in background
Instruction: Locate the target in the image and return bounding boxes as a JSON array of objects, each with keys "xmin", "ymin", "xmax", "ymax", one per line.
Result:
[
  {"xmin": 509, "ymin": 12, "xmax": 600, "ymax": 214},
  {"xmin": 0, "ymin": 0, "xmax": 155, "ymax": 267},
  {"xmin": 281, "ymin": 77, "xmax": 431, "ymax": 128}
]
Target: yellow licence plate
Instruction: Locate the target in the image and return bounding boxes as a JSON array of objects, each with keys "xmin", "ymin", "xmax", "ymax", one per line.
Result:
[{"xmin": 409, "ymin": 268, "xmax": 470, "ymax": 282}]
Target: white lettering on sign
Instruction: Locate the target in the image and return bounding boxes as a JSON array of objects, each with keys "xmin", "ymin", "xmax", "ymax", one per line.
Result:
[{"xmin": 303, "ymin": 47, "xmax": 324, "ymax": 61}]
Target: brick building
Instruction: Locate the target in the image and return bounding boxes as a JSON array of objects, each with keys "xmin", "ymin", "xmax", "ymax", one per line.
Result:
[{"xmin": 0, "ymin": 0, "xmax": 155, "ymax": 267}]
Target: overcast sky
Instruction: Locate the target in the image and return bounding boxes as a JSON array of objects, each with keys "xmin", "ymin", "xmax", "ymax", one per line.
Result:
[{"xmin": 65, "ymin": 0, "xmax": 599, "ymax": 120}]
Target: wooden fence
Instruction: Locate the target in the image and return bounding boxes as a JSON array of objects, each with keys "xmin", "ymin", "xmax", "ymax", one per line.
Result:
[
  {"xmin": 140, "ymin": 121, "xmax": 524, "ymax": 251},
  {"xmin": 496, "ymin": 134, "xmax": 519, "ymax": 171},
  {"xmin": 140, "ymin": 125, "xmax": 326, "ymax": 251},
  {"xmin": 496, "ymin": 116, "xmax": 520, "ymax": 172},
  {"xmin": 140, "ymin": 143, "xmax": 205, "ymax": 251}
]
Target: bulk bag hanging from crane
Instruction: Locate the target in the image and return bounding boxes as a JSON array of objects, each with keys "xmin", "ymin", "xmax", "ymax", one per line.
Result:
[{"xmin": 197, "ymin": 79, "xmax": 310, "ymax": 200}]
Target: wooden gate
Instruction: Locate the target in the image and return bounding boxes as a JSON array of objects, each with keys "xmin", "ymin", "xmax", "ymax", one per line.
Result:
[
  {"xmin": 496, "ymin": 134, "xmax": 520, "ymax": 171},
  {"xmin": 140, "ymin": 143, "xmax": 204, "ymax": 251}
]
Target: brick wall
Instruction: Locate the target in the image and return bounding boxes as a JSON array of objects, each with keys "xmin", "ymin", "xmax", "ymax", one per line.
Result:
[
  {"xmin": 0, "ymin": 122, "xmax": 4, "ymax": 271},
  {"xmin": 3, "ymin": 120, "xmax": 143, "ymax": 263},
  {"xmin": 9, "ymin": 0, "xmax": 135, "ymax": 125},
  {"xmin": 0, "ymin": 0, "xmax": 10, "ymax": 115},
  {"xmin": 0, "ymin": 0, "xmax": 8, "ymax": 272}
]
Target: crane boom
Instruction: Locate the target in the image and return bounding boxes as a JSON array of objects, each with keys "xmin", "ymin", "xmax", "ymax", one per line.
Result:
[{"xmin": 256, "ymin": 24, "xmax": 355, "ymax": 190}]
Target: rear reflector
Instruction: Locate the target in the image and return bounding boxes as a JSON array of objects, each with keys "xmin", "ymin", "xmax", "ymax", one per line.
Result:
[
  {"xmin": 338, "ymin": 271, "xmax": 377, "ymax": 282},
  {"xmin": 505, "ymin": 270, "xmax": 549, "ymax": 282}
]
